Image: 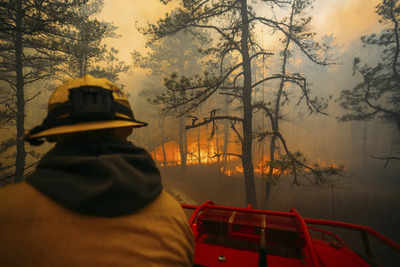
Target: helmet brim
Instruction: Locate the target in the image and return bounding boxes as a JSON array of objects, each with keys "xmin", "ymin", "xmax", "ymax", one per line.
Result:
[{"xmin": 26, "ymin": 119, "xmax": 147, "ymax": 140}]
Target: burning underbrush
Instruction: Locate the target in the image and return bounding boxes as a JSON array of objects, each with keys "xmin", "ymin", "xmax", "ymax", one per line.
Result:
[{"xmin": 151, "ymin": 138, "xmax": 343, "ymax": 181}]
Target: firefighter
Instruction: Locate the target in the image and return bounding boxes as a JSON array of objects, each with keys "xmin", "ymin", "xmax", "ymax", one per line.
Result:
[{"xmin": 0, "ymin": 75, "xmax": 194, "ymax": 267}]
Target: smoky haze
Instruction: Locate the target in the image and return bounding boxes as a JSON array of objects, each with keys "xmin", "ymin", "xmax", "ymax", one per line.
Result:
[
  {"xmin": 0, "ymin": 0, "xmax": 399, "ymax": 265},
  {"xmin": 102, "ymin": 0, "xmax": 400, "ymax": 249},
  {"xmin": 103, "ymin": 0, "xmax": 400, "ymax": 247}
]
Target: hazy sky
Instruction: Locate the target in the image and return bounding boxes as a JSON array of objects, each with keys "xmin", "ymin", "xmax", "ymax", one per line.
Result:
[
  {"xmin": 100, "ymin": 0, "xmax": 380, "ymax": 57},
  {"xmin": 98, "ymin": 0, "xmax": 381, "ymax": 92},
  {"xmin": 314, "ymin": 0, "xmax": 379, "ymax": 43},
  {"xmin": 101, "ymin": 0, "xmax": 178, "ymax": 59}
]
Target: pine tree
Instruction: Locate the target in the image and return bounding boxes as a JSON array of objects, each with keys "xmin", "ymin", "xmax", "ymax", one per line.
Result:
[
  {"xmin": 59, "ymin": 0, "xmax": 128, "ymax": 82},
  {"xmin": 339, "ymin": 0, "xmax": 400, "ymax": 163},
  {"xmin": 140, "ymin": 0, "xmax": 342, "ymax": 207},
  {"xmin": 133, "ymin": 30, "xmax": 209, "ymax": 167},
  {"xmin": 0, "ymin": 0, "xmax": 86, "ymax": 182}
]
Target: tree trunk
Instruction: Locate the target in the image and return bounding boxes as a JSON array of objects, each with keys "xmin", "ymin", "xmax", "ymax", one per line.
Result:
[
  {"xmin": 215, "ymin": 125, "xmax": 220, "ymax": 163},
  {"xmin": 160, "ymin": 116, "xmax": 167, "ymax": 166},
  {"xmin": 79, "ymin": 47, "xmax": 88, "ymax": 77},
  {"xmin": 197, "ymin": 123, "xmax": 201, "ymax": 164},
  {"xmin": 266, "ymin": 0, "xmax": 295, "ymax": 204},
  {"xmin": 14, "ymin": 0, "xmax": 26, "ymax": 183},
  {"xmin": 207, "ymin": 123, "xmax": 210, "ymax": 163},
  {"xmin": 261, "ymin": 55, "xmax": 266, "ymax": 177},
  {"xmin": 362, "ymin": 121, "xmax": 368, "ymax": 168},
  {"xmin": 197, "ymin": 106, "xmax": 202, "ymax": 164},
  {"xmin": 178, "ymin": 50, "xmax": 187, "ymax": 169},
  {"xmin": 240, "ymin": 0, "xmax": 257, "ymax": 208},
  {"xmin": 78, "ymin": 15, "xmax": 88, "ymax": 77},
  {"xmin": 178, "ymin": 113, "xmax": 187, "ymax": 168},
  {"xmin": 222, "ymin": 94, "xmax": 229, "ymax": 171}
]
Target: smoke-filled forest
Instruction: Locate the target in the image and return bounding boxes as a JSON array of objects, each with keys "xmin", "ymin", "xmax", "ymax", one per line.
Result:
[{"xmin": 1, "ymin": 0, "xmax": 400, "ymax": 265}]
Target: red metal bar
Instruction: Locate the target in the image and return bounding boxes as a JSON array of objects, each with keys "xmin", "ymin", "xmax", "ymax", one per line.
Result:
[
  {"xmin": 188, "ymin": 200, "xmax": 214, "ymax": 226},
  {"xmin": 181, "ymin": 203, "xmax": 198, "ymax": 210},
  {"xmin": 183, "ymin": 203, "xmax": 296, "ymax": 217},
  {"xmin": 305, "ymin": 218, "xmax": 400, "ymax": 253},
  {"xmin": 308, "ymin": 226, "xmax": 346, "ymax": 247},
  {"xmin": 291, "ymin": 209, "xmax": 320, "ymax": 267},
  {"xmin": 181, "ymin": 202, "xmax": 400, "ymax": 254}
]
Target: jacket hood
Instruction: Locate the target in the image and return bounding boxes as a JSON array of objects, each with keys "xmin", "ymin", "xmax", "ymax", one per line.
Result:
[{"xmin": 27, "ymin": 138, "xmax": 162, "ymax": 217}]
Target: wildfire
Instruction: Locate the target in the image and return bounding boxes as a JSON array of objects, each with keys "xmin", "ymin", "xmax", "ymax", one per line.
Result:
[
  {"xmin": 152, "ymin": 130, "xmax": 341, "ymax": 177},
  {"xmin": 152, "ymin": 137, "xmax": 286, "ymax": 176}
]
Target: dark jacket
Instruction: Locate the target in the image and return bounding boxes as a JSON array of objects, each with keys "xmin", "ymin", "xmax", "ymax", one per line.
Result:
[{"xmin": 0, "ymin": 139, "xmax": 194, "ymax": 266}]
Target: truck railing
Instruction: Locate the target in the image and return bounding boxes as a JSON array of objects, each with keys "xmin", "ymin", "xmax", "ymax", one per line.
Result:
[{"xmin": 182, "ymin": 202, "xmax": 400, "ymax": 267}]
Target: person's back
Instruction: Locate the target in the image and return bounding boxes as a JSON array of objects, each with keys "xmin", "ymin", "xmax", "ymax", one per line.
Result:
[
  {"xmin": 0, "ymin": 182, "xmax": 193, "ymax": 267},
  {"xmin": 0, "ymin": 75, "xmax": 194, "ymax": 266}
]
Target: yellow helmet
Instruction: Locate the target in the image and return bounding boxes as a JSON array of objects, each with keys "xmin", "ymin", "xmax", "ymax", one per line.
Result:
[{"xmin": 25, "ymin": 75, "xmax": 147, "ymax": 144}]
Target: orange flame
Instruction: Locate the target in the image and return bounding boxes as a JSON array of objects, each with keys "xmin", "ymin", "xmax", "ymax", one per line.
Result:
[{"xmin": 152, "ymin": 131, "xmax": 341, "ymax": 176}]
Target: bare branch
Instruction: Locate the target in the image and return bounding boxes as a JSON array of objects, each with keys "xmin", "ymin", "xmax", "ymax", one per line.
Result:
[
  {"xmin": 185, "ymin": 115, "xmax": 243, "ymax": 130},
  {"xmin": 189, "ymin": 23, "xmax": 242, "ymax": 52},
  {"xmin": 249, "ymin": 15, "xmax": 331, "ymax": 65},
  {"xmin": 285, "ymin": 76, "xmax": 328, "ymax": 115},
  {"xmin": 371, "ymin": 155, "xmax": 400, "ymax": 168},
  {"xmin": 219, "ymin": 92, "xmax": 242, "ymax": 99},
  {"xmin": 233, "ymin": 71, "xmax": 244, "ymax": 88},
  {"xmin": 210, "ymin": 152, "xmax": 242, "ymax": 159},
  {"xmin": 252, "ymin": 102, "xmax": 274, "ymax": 125},
  {"xmin": 251, "ymin": 74, "xmax": 282, "ymax": 89},
  {"xmin": 25, "ymin": 91, "xmax": 41, "ymax": 103},
  {"xmin": 230, "ymin": 120, "xmax": 243, "ymax": 144},
  {"xmin": 249, "ymin": 51, "xmax": 274, "ymax": 63},
  {"xmin": 364, "ymin": 79, "xmax": 399, "ymax": 117}
]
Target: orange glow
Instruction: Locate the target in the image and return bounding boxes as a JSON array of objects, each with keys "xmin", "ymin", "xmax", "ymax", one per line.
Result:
[{"xmin": 152, "ymin": 129, "xmax": 341, "ymax": 176}]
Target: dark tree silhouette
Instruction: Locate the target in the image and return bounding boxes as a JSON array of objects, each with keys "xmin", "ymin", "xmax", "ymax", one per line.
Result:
[
  {"xmin": 60, "ymin": 0, "xmax": 128, "ymax": 82},
  {"xmin": 140, "ymin": 0, "xmax": 342, "ymax": 208},
  {"xmin": 0, "ymin": 0, "xmax": 127, "ymax": 183},
  {"xmin": 0, "ymin": 0, "xmax": 86, "ymax": 182},
  {"xmin": 339, "ymin": 0, "xmax": 400, "ymax": 163}
]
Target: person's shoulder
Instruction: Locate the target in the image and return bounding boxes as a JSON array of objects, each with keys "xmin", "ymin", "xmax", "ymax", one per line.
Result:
[
  {"xmin": 135, "ymin": 190, "xmax": 189, "ymax": 223},
  {"xmin": 148, "ymin": 190, "xmax": 185, "ymax": 212},
  {"xmin": 0, "ymin": 181, "xmax": 36, "ymax": 197},
  {"xmin": 0, "ymin": 182, "xmax": 39, "ymax": 218}
]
